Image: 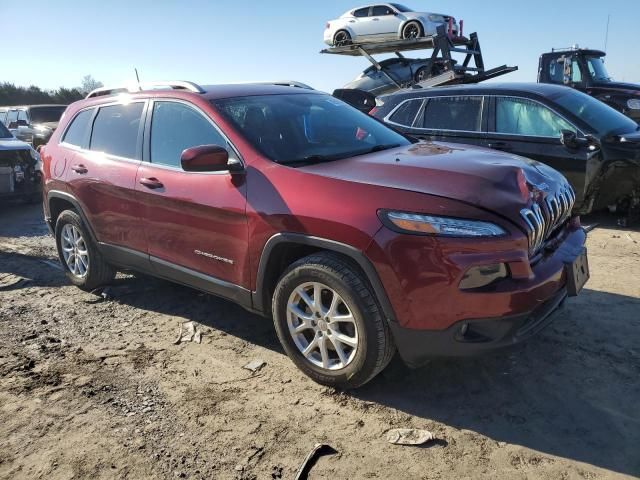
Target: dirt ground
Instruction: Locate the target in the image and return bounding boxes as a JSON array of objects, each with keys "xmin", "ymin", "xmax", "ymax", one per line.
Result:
[{"xmin": 0, "ymin": 203, "xmax": 638, "ymax": 480}]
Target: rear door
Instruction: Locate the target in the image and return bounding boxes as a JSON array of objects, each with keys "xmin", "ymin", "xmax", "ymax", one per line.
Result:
[
  {"xmin": 390, "ymin": 95, "xmax": 488, "ymax": 147},
  {"xmin": 136, "ymin": 100, "xmax": 249, "ymax": 288},
  {"xmin": 350, "ymin": 7, "xmax": 371, "ymax": 38},
  {"xmin": 485, "ymin": 96, "xmax": 591, "ymax": 202},
  {"xmin": 64, "ymin": 101, "xmax": 149, "ymax": 261}
]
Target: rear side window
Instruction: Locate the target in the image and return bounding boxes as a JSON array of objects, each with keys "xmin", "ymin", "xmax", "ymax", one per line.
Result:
[
  {"xmin": 90, "ymin": 103, "xmax": 144, "ymax": 159},
  {"xmin": 418, "ymin": 96, "xmax": 483, "ymax": 131},
  {"xmin": 389, "ymin": 99, "xmax": 423, "ymax": 126},
  {"xmin": 353, "ymin": 7, "xmax": 370, "ymax": 17},
  {"xmin": 62, "ymin": 109, "xmax": 94, "ymax": 147},
  {"xmin": 496, "ymin": 97, "xmax": 576, "ymax": 137},
  {"xmin": 150, "ymin": 101, "xmax": 228, "ymax": 168}
]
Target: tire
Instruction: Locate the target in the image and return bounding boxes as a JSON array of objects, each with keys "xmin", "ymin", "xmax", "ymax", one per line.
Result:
[
  {"xmin": 54, "ymin": 209, "xmax": 115, "ymax": 291},
  {"xmin": 402, "ymin": 21, "xmax": 423, "ymax": 40},
  {"xmin": 414, "ymin": 66, "xmax": 430, "ymax": 83},
  {"xmin": 272, "ymin": 252, "xmax": 396, "ymax": 389},
  {"xmin": 333, "ymin": 30, "xmax": 352, "ymax": 47}
]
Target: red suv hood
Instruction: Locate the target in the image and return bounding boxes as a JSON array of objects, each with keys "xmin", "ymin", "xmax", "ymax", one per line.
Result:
[{"xmin": 299, "ymin": 142, "xmax": 567, "ymax": 224}]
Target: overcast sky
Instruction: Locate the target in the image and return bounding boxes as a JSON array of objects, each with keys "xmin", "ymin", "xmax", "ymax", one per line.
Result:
[{"xmin": 2, "ymin": 0, "xmax": 638, "ymax": 93}]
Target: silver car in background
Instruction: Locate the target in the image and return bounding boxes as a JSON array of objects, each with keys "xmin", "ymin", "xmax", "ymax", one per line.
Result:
[{"xmin": 324, "ymin": 3, "xmax": 459, "ymax": 46}]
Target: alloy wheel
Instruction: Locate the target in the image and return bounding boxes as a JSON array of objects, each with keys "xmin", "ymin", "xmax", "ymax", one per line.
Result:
[
  {"xmin": 286, "ymin": 282, "xmax": 358, "ymax": 370},
  {"xmin": 61, "ymin": 224, "xmax": 89, "ymax": 278},
  {"xmin": 403, "ymin": 23, "xmax": 421, "ymax": 39},
  {"xmin": 334, "ymin": 31, "xmax": 351, "ymax": 46}
]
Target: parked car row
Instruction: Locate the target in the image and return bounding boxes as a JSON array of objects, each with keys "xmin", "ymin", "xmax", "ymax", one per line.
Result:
[
  {"xmin": 41, "ymin": 81, "xmax": 588, "ymax": 388},
  {"xmin": 0, "ymin": 104, "xmax": 67, "ymax": 148}
]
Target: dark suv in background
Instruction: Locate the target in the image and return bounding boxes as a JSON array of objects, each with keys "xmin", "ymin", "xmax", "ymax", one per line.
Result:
[
  {"xmin": 373, "ymin": 82, "xmax": 640, "ymax": 215},
  {"xmin": 41, "ymin": 81, "xmax": 588, "ymax": 388},
  {"xmin": 0, "ymin": 104, "xmax": 67, "ymax": 148}
]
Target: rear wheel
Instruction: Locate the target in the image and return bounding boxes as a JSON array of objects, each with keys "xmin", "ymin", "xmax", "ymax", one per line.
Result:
[
  {"xmin": 55, "ymin": 210, "xmax": 115, "ymax": 291},
  {"xmin": 402, "ymin": 21, "xmax": 423, "ymax": 39},
  {"xmin": 333, "ymin": 30, "xmax": 352, "ymax": 46},
  {"xmin": 272, "ymin": 252, "xmax": 395, "ymax": 389}
]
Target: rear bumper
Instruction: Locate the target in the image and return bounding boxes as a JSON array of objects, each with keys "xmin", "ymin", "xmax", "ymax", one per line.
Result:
[{"xmin": 389, "ymin": 287, "xmax": 567, "ymax": 367}]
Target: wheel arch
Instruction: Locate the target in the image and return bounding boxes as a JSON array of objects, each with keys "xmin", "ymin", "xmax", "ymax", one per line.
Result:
[
  {"xmin": 47, "ymin": 190, "xmax": 98, "ymax": 244},
  {"xmin": 253, "ymin": 233, "xmax": 397, "ymax": 324},
  {"xmin": 333, "ymin": 27, "xmax": 355, "ymax": 43}
]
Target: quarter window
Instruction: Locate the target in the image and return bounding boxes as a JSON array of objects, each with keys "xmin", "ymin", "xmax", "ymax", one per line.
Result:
[
  {"xmin": 353, "ymin": 7, "xmax": 370, "ymax": 17},
  {"xmin": 62, "ymin": 109, "xmax": 94, "ymax": 147},
  {"xmin": 389, "ymin": 99, "xmax": 423, "ymax": 126},
  {"xmin": 150, "ymin": 101, "xmax": 229, "ymax": 169},
  {"xmin": 90, "ymin": 103, "xmax": 144, "ymax": 159},
  {"xmin": 418, "ymin": 96, "xmax": 483, "ymax": 131},
  {"xmin": 495, "ymin": 97, "xmax": 576, "ymax": 138}
]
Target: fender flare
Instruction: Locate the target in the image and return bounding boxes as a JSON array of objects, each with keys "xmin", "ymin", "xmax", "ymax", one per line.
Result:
[
  {"xmin": 253, "ymin": 233, "xmax": 397, "ymax": 324},
  {"xmin": 46, "ymin": 190, "xmax": 99, "ymax": 244}
]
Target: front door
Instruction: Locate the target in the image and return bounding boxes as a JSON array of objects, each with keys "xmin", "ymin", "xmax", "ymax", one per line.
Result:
[
  {"xmin": 485, "ymin": 96, "xmax": 592, "ymax": 203},
  {"xmin": 367, "ymin": 5, "xmax": 401, "ymax": 37},
  {"xmin": 136, "ymin": 100, "xmax": 249, "ymax": 288}
]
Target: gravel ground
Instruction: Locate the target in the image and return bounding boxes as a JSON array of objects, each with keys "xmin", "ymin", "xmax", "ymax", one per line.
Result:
[{"xmin": 0, "ymin": 202, "xmax": 639, "ymax": 480}]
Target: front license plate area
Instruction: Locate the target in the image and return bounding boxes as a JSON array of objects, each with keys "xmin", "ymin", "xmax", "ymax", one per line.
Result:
[{"xmin": 565, "ymin": 248, "xmax": 589, "ymax": 297}]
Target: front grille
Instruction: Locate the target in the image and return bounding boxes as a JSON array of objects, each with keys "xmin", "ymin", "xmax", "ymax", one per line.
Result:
[{"xmin": 520, "ymin": 184, "xmax": 575, "ymax": 255}]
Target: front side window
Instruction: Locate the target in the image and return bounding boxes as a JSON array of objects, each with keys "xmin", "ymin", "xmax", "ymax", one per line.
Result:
[
  {"xmin": 496, "ymin": 97, "xmax": 575, "ymax": 138},
  {"xmin": 388, "ymin": 99, "xmax": 423, "ymax": 126},
  {"xmin": 90, "ymin": 103, "xmax": 144, "ymax": 159},
  {"xmin": 62, "ymin": 109, "xmax": 94, "ymax": 147},
  {"xmin": 213, "ymin": 93, "xmax": 410, "ymax": 165},
  {"xmin": 418, "ymin": 96, "xmax": 483, "ymax": 132},
  {"xmin": 372, "ymin": 5, "xmax": 394, "ymax": 15},
  {"xmin": 150, "ymin": 101, "xmax": 229, "ymax": 168},
  {"xmin": 353, "ymin": 7, "xmax": 370, "ymax": 17}
]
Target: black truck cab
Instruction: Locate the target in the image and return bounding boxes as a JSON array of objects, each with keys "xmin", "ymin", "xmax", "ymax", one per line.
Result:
[{"xmin": 538, "ymin": 47, "xmax": 640, "ymax": 123}]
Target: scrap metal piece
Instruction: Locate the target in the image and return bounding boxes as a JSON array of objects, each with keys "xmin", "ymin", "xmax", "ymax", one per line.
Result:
[
  {"xmin": 386, "ymin": 428, "xmax": 434, "ymax": 446},
  {"xmin": 294, "ymin": 443, "xmax": 338, "ymax": 480}
]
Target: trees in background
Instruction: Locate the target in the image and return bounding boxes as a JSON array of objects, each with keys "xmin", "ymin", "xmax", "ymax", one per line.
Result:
[{"xmin": 0, "ymin": 75, "xmax": 103, "ymax": 105}]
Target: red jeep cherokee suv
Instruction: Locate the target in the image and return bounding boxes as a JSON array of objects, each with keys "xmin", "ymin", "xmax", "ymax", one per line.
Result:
[{"xmin": 41, "ymin": 81, "xmax": 589, "ymax": 388}]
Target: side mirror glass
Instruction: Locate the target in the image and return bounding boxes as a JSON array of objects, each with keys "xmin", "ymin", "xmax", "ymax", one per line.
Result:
[{"xmin": 181, "ymin": 145, "xmax": 234, "ymax": 172}]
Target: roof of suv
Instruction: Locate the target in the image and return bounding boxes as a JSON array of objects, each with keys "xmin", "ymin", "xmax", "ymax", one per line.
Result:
[{"xmin": 384, "ymin": 82, "xmax": 577, "ymax": 101}]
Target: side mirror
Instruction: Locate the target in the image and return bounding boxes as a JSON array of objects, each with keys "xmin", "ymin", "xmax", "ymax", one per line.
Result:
[
  {"xmin": 181, "ymin": 145, "xmax": 240, "ymax": 172},
  {"xmin": 560, "ymin": 130, "xmax": 590, "ymax": 150}
]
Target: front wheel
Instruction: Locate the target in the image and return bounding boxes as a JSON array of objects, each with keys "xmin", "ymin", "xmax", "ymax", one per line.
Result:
[
  {"xmin": 55, "ymin": 210, "xmax": 116, "ymax": 291},
  {"xmin": 272, "ymin": 252, "xmax": 395, "ymax": 389},
  {"xmin": 402, "ymin": 21, "xmax": 423, "ymax": 40}
]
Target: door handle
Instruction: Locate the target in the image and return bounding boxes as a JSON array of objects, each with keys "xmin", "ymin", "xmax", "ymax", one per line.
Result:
[
  {"xmin": 372, "ymin": 18, "xmax": 380, "ymax": 21},
  {"xmin": 71, "ymin": 164, "xmax": 88, "ymax": 174},
  {"xmin": 488, "ymin": 142, "xmax": 513, "ymax": 152},
  {"xmin": 139, "ymin": 177, "xmax": 164, "ymax": 189}
]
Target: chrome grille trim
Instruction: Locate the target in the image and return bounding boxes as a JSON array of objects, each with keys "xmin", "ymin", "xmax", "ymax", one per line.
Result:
[{"xmin": 520, "ymin": 184, "xmax": 575, "ymax": 255}]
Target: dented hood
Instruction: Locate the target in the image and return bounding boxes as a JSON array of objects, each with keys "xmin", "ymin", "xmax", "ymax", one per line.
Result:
[{"xmin": 300, "ymin": 142, "xmax": 568, "ymax": 224}]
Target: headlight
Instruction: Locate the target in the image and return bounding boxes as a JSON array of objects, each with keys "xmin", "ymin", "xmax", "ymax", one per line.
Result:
[
  {"xmin": 627, "ymin": 99, "xmax": 640, "ymax": 110},
  {"xmin": 379, "ymin": 210, "xmax": 507, "ymax": 237}
]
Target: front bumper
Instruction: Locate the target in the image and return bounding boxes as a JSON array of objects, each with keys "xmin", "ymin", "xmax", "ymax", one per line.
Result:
[{"xmin": 389, "ymin": 287, "xmax": 567, "ymax": 367}]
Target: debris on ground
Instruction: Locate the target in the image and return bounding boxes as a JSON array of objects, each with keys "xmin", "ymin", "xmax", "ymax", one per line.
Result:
[
  {"xmin": 294, "ymin": 443, "xmax": 338, "ymax": 480},
  {"xmin": 173, "ymin": 321, "xmax": 203, "ymax": 345},
  {"xmin": 386, "ymin": 428, "xmax": 434, "ymax": 446},
  {"xmin": 0, "ymin": 273, "xmax": 28, "ymax": 290},
  {"xmin": 243, "ymin": 359, "xmax": 266, "ymax": 373}
]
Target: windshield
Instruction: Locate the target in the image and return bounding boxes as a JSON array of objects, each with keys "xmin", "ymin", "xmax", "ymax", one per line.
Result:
[
  {"xmin": 391, "ymin": 3, "xmax": 413, "ymax": 12},
  {"xmin": 553, "ymin": 89, "xmax": 638, "ymax": 136},
  {"xmin": 29, "ymin": 106, "xmax": 66, "ymax": 124},
  {"xmin": 0, "ymin": 122, "xmax": 12, "ymax": 138},
  {"xmin": 585, "ymin": 56, "xmax": 612, "ymax": 82},
  {"xmin": 213, "ymin": 93, "xmax": 410, "ymax": 165}
]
